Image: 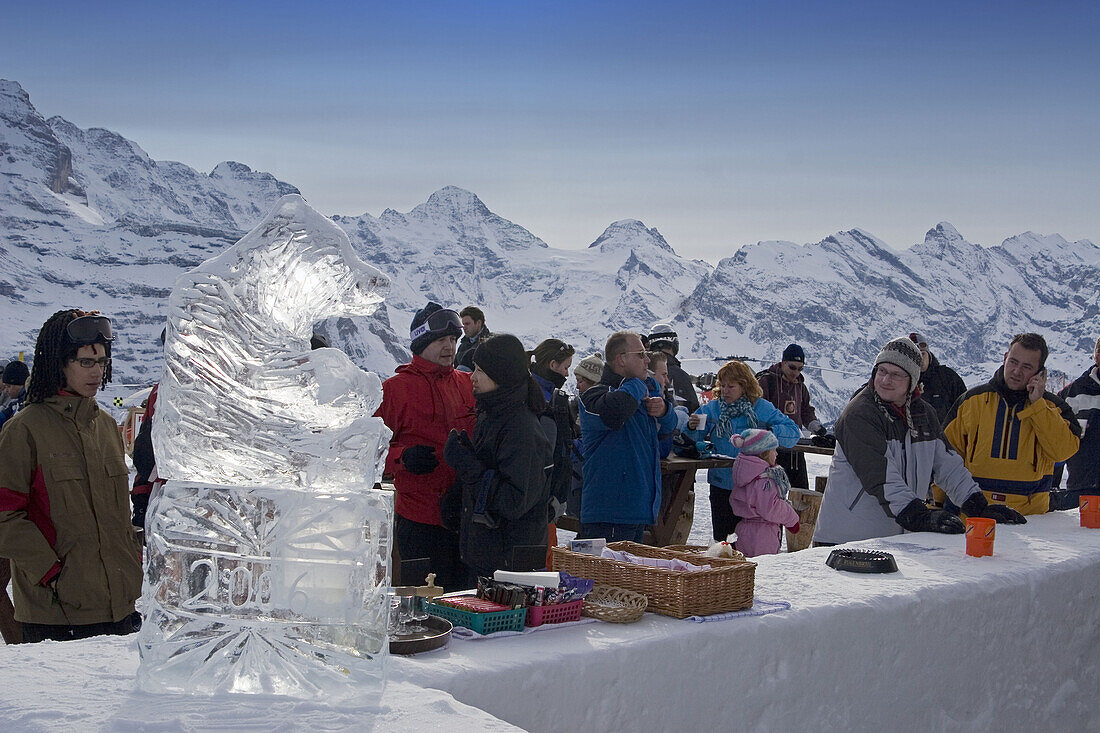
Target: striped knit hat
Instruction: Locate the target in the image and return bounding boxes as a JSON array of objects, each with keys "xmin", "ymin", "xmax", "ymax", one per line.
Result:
[
  {"xmin": 573, "ymin": 353, "xmax": 604, "ymax": 384},
  {"xmin": 875, "ymin": 337, "xmax": 922, "ymax": 393},
  {"xmin": 733, "ymin": 428, "xmax": 779, "ymax": 456}
]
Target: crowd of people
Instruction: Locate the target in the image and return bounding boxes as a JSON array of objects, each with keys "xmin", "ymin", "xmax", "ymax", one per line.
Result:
[{"xmin": 1, "ymin": 301, "xmax": 1097, "ymax": 644}]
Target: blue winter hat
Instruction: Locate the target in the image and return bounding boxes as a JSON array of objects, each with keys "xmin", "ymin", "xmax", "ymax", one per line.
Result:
[{"xmin": 733, "ymin": 428, "xmax": 779, "ymax": 456}]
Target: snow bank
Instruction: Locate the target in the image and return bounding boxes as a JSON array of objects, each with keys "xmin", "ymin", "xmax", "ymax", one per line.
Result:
[{"xmin": 2, "ymin": 510, "xmax": 1097, "ymax": 732}]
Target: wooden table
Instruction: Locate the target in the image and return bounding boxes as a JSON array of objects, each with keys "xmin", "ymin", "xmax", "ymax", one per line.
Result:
[
  {"xmin": 559, "ymin": 443, "xmax": 836, "ymax": 546},
  {"xmin": 650, "ymin": 456, "xmax": 735, "ymax": 546},
  {"xmin": 790, "ymin": 443, "xmax": 835, "ymax": 456}
]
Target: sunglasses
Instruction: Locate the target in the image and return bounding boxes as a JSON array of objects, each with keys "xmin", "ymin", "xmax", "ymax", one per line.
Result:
[
  {"xmin": 66, "ymin": 315, "xmax": 114, "ymax": 345},
  {"xmin": 71, "ymin": 356, "xmax": 111, "ymax": 369},
  {"xmin": 411, "ymin": 309, "xmax": 462, "ymax": 340},
  {"xmin": 552, "ymin": 343, "xmax": 575, "ymax": 362}
]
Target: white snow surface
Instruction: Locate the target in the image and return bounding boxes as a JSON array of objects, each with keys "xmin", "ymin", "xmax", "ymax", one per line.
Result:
[{"xmin": 2, "ymin": 498, "xmax": 1098, "ymax": 731}]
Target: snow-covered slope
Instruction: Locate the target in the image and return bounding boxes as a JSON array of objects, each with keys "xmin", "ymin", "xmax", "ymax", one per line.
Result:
[
  {"xmin": 332, "ymin": 193, "xmax": 712, "ymax": 363},
  {"xmin": 673, "ymin": 223, "xmax": 1100, "ymax": 418},
  {"xmin": 2, "ymin": 79, "xmax": 1097, "ymax": 419},
  {"xmin": 0, "ymin": 80, "xmax": 300, "ymax": 387}
]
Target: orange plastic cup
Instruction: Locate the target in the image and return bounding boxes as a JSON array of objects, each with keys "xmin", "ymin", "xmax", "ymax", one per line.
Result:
[
  {"xmin": 1080, "ymin": 496, "xmax": 1100, "ymax": 529},
  {"xmin": 965, "ymin": 517, "xmax": 995, "ymax": 557}
]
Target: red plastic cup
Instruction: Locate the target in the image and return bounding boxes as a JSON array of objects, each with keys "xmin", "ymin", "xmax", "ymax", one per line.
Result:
[
  {"xmin": 1080, "ymin": 496, "xmax": 1100, "ymax": 529},
  {"xmin": 965, "ymin": 517, "xmax": 995, "ymax": 557}
]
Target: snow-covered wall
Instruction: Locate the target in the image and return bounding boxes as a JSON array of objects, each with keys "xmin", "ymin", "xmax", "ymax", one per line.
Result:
[{"xmin": 1, "ymin": 510, "xmax": 1097, "ymax": 731}]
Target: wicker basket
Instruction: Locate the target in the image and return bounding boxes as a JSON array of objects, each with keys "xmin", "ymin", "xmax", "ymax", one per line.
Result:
[
  {"xmin": 551, "ymin": 541, "xmax": 755, "ymax": 619},
  {"xmin": 664, "ymin": 544, "xmax": 746, "ymax": 562},
  {"xmin": 582, "ymin": 585, "xmax": 648, "ymax": 623}
]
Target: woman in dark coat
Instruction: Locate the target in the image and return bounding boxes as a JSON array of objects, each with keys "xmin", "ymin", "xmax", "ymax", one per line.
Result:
[
  {"xmin": 529, "ymin": 338, "xmax": 575, "ymax": 402},
  {"xmin": 443, "ymin": 334, "xmax": 553, "ymax": 579}
]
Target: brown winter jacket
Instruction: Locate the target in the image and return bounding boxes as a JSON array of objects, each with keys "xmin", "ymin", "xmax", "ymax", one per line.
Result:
[{"xmin": 0, "ymin": 394, "xmax": 142, "ymax": 625}]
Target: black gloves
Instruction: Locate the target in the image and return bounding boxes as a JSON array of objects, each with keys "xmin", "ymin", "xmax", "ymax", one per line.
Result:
[
  {"xmin": 896, "ymin": 499, "xmax": 966, "ymax": 534},
  {"xmin": 960, "ymin": 493, "xmax": 1027, "ymax": 525},
  {"xmin": 811, "ymin": 433, "xmax": 837, "ymax": 449},
  {"xmin": 439, "ymin": 482, "xmax": 462, "ymax": 532},
  {"xmin": 444, "ymin": 430, "xmax": 486, "ymax": 482},
  {"xmin": 401, "ymin": 444, "xmax": 438, "ymax": 475},
  {"xmin": 131, "ymin": 493, "xmax": 149, "ymax": 531}
]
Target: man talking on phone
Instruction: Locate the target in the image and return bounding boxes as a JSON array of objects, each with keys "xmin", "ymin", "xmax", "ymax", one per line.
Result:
[{"xmin": 945, "ymin": 333, "xmax": 1081, "ymax": 515}]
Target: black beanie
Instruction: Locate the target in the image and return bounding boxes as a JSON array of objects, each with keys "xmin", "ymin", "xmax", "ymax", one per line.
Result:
[
  {"xmin": 782, "ymin": 343, "xmax": 805, "ymax": 363},
  {"xmin": 2, "ymin": 360, "xmax": 29, "ymax": 386},
  {"xmin": 410, "ymin": 301, "xmax": 462, "ymax": 355},
  {"xmin": 473, "ymin": 334, "xmax": 530, "ymax": 387}
]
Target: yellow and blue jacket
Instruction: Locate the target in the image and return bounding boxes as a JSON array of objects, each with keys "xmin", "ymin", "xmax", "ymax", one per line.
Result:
[{"xmin": 944, "ymin": 367, "xmax": 1081, "ymax": 515}]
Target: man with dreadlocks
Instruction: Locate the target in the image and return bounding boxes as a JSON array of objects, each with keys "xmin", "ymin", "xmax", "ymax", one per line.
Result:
[
  {"xmin": 814, "ymin": 336, "xmax": 1025, "ymax": 545},
  {"xmin": 0, "ymin": 309, "xmax": 142, "ymax": 642}
]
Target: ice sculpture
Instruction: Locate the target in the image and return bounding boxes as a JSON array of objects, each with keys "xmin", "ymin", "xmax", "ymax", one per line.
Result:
[{"xmin": 138, "ymin": 194, "xmax": 395, "ymax": 701}]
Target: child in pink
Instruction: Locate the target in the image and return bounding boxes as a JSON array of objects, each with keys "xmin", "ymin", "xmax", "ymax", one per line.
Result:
[{"xmin": 729, "ymin": 428, "xmax": 800, "ymax": 557}]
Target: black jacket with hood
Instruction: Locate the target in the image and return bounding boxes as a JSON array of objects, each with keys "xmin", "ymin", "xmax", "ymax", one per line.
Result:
[{"xmin": 453, "ymin": 381, "xmax": 552, "ymax": 576}]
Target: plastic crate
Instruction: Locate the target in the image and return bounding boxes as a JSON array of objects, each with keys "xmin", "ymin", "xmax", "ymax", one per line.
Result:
[
  {"xmin": 525, "ymin": 599, "xmax": 584, "ymax": 627},
  {"xmin": 424, "ymin": 600, "xmax": 527, "ymax": 635}
]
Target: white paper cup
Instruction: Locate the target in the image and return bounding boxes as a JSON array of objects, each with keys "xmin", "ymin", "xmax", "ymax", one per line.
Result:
[{"xmin": 695, "ymin": 414, "xmax": 707, "ymax": 430}]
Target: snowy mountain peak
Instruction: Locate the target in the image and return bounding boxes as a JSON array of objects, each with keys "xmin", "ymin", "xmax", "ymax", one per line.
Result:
[
  {"xmin": 929, "ymin": 221, "xmax": 963, "ymax": 243},
  {"xmin": 588, "ymin": 219, "xmax": 675, "ymax": 254},
  {"xmin": 0, "ymin": 79, "xmax": 33, "ymax": 114},
  {"xmin": 0, "ymin": 79, "xmax": 74, "ymax": 196},
  {"xmin": 398, "ymin": 186, "xmax": 548, "ymax": 251},
  {"xmin": 913, "ymin": 221, "xmax": 980, "ymax": 259},
  {"xmin": 211, "ymin": 161, "xmax": 255, "ymax": 177},
  {"xmin": 413, "ymin": 186, "xmax": 491, "ymax": 219}
]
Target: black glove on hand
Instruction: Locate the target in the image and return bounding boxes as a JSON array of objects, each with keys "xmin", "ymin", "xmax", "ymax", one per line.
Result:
[
  {"xmin": 131, "ymin": 493, "xmax": 149, "ymax": 531},
  {"xmin": 896, "ymin": 498, "xmax": 966, "ymax": 534},
  {"xmin": 439, "ymin": 482, "xmax": 462, "ymax": 533},
  {"xmin": 960, "ymin": 492, "xmax": 1027, "ymax": 525},
  {"xmin": 444, "ymin": 429, "xmax": 486, "ymax": 481},
  {"xmin": 811, "ymin": 433, "xmax": 837, "ymax": 449},
  {"xmin": 401, "ymin": 444, "xmax": 438, "ymax": 475}
]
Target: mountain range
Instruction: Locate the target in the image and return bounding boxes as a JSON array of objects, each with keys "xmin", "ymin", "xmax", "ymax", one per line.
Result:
[{"xmin": 2, "ymin": 79, "xmax": 1098, "ymax": 420}]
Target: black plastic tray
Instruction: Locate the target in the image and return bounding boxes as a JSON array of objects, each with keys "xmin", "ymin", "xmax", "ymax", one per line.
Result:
[{"xmin": 825, "ymin": 548, "xmax": 898, "ymax": 574}]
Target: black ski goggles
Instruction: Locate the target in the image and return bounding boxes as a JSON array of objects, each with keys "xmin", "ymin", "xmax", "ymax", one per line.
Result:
[
  {"xmin": 65, "ymin": 315, "xmax": 114, "ymax": 345},
  {"xmin": 410, "ymin": 309, "xmax": 462, "ymax": 341}
]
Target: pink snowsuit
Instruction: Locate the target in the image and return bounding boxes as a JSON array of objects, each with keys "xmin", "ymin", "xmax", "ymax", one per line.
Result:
[{"xmin": 729, "ymin": 454, "xmax": 799, "ymax": 557}]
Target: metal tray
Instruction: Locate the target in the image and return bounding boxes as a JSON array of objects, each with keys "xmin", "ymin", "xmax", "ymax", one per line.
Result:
[{"xmin": 389, "ymin": 614, "xmax": 453, "ymax": 655}]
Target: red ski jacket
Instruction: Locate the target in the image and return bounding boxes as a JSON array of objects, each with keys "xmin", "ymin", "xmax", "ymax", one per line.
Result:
[{"xmin": 376, "ymin": 356, "xmax": 475, "ymax": 525}]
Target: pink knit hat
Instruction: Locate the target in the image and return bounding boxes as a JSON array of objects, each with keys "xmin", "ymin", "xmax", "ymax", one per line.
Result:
[{"xmin": 732, "ymin": 428, "xmax": 779, "ymax": 456}]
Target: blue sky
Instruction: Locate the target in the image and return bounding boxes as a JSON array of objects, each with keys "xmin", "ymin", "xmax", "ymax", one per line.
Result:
[{"xmin": 5, "ymin": 1, "xmax": 1099, "ymax": 261}]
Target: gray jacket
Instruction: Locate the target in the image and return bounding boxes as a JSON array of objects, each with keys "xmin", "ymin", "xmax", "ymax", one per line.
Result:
[{"xmin": 814, "ymin": 386, "xmax": 981, "ymax": 545}]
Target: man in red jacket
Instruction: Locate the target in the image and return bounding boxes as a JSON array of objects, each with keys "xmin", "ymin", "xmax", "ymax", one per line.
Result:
[{"xmin": 376, "ymin": 302, "xmax": 475, "ymax": 591}]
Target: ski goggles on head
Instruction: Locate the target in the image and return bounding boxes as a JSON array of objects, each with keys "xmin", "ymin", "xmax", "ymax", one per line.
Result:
[
  {"xmin": 65, "ymin": 315, "xmax": 114, "ymax": 345},
  {"xmin": 410, "ymin": 309, "xmax": 462, "ymax": 341}
]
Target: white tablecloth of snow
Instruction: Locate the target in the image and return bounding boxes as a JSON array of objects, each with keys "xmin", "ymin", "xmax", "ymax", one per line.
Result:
[
  {"xmin": 3, "ymin": 510, "xmax": 1099, "ymax": 732},
  {"xmin": 685, "ymin": 598, "xmax": 791, "ymax": 622}
]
